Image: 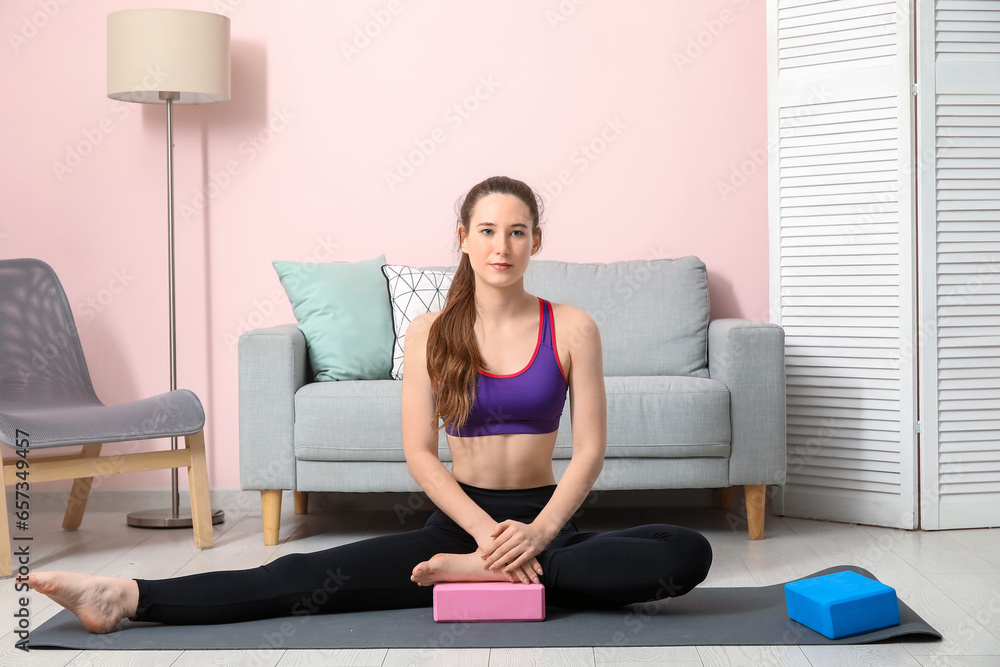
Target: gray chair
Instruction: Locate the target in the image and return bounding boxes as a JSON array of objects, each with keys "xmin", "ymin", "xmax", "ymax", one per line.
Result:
[{"xmin": 0, "ymin": 258, "xmax": 214, "ymax": 578}]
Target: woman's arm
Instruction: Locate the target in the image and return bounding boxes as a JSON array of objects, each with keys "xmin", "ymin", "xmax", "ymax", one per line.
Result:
[
  {"xmin": 480, "ymin": 308, "xmax": 607, "ymax": 572},
  {"xmin": 401, "ymin": 313, "xmax": 496, "ymax": 543},
  {"xmin": 530, "ymin": 308, "xmax": 607, "ymax": 540}
]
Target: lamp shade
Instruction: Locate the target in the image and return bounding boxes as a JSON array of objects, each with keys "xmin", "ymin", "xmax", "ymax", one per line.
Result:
[{"xmin": 108, "ymin": 9, "xmax": 230, "ymax": 104}]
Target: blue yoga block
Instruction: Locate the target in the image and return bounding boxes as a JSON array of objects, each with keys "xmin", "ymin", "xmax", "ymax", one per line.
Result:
[{"xmin": 784, "ymin": 570, "xmax": 901, "ymax": 639}]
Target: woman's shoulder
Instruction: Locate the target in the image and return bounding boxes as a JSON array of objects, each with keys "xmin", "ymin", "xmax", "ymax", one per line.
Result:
[
  {"xmin": 402, "ymin": 312, "xmax": 444, "ymax": 369},
  {"xmin": 544, "ymin": 299, "xmax": 596, "ymax": 329},
  {"xmin": 407, "ymin": 310, "xmax": 444, "ymax": 338}
]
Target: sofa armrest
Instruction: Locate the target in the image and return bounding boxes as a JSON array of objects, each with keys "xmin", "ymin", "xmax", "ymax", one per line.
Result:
[
  {"xmin": 708, "ymin": 319, "xmax": 786, "ymax": 486},
  {"xmin": 239, "ymin": 324, "xmax": 310, "ymax": 491}
]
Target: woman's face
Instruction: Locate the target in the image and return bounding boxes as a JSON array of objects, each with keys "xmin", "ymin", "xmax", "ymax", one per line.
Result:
[{"xmin": 460, "ymin": 193, "xmax": 541, "ymax": 284}]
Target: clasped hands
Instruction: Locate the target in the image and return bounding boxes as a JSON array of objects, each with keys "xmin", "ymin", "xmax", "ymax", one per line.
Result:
[{"xmin": 476, "ymin": 519, "xmax": 553, "ymax": 585}]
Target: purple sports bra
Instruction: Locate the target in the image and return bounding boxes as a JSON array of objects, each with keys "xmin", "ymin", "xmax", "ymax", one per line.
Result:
[{"xmin": 445, "ymin": 297, "xmax": 569, "ymax": 437}]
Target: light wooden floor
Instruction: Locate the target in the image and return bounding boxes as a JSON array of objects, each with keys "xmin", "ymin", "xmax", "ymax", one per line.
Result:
[{"xmin": 2, "ymin": 494, "xmax": 998, "ymax": 666}]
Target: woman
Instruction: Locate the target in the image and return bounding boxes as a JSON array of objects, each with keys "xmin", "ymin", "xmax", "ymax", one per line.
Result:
[{"xmin": 28, "ymin": 175, "xmax": 712, "ymax": 633}]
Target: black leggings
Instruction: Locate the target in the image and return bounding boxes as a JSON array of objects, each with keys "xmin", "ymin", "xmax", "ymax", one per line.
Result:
[{"xmin": 132, "ymin": 482, "xmax": 713, "ymax": 624}]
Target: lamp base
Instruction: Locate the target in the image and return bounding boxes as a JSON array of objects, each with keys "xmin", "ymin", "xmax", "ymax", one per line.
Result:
[{"xmin": 127, "ymin": 508, "xmax": 225, "ymax": 528}]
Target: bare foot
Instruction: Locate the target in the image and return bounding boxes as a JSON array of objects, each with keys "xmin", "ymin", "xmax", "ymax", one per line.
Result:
[
  {"xmin": 411, "ymin": 552, "xmax": 523, "ymax": 586},
  {"xmin": 28, "ymin": 572, "xmax": 139, "ymax": 634}
]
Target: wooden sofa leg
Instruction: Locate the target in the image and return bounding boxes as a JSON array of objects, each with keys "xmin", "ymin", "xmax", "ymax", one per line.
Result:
[
  {"xmin": 746, "ymin": 484, "xmax": 766, "ymax": 540},
  {"xmin": 185, "ymin": 429, "xmax": 215, "ymax": 549},
  {"xmin": 261, "ymin": 490, "xmax": 282, "ymax": 546},
  {"xmin": 718, "ymin": 486, "xmax": 734, "ymax": 510},
  {"xmin": 294, "ymin": 491, "xmax": 309, "ymax": 515},
  {"xmin": 62, "ymin": 443, "xmax": 103, "ymax": 530}
]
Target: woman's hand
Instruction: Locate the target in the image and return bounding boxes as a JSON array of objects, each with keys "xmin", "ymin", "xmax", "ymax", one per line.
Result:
[{"xmin": 476, "ymin": 520, "xmax": 553, "ymax": 584}]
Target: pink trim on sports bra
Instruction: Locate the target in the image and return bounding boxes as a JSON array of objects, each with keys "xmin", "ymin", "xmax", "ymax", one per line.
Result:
[{"xmin": 548, "ymin": 300, "xmax": 568, "ymax": 384}]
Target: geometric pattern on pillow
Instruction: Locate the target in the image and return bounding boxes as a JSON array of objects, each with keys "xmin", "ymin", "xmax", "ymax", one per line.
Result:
[{"xmin": 381, "ymin": 265, "xmax": 455, "ymax": 380}]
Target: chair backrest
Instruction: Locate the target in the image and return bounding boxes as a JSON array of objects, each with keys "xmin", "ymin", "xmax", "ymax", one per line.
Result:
[{"xmin": 0, "ymin": 258, "xmax": 98, "ymax": 404}]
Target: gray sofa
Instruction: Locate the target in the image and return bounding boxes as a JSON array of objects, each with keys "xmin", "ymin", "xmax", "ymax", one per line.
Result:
[{"xmin": 238, "ymin": 256, "xmax": 786, "ymax": 543}]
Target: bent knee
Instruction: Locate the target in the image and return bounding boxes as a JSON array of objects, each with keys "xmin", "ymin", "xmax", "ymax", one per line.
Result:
[
  {"xmin": 690, "ymin": 531, "xmax": 713, "ymax": 586},
  {"xmin": 671, "ymin": 529, "xmax": 714, "ymax": 597}
]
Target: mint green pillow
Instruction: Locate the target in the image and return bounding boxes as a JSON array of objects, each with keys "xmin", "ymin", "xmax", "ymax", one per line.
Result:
[{"xmin": 272, "ymin": 255, "xmax": 393, "ymax": 381}]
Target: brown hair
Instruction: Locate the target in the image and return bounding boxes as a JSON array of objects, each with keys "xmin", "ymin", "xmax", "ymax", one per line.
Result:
[{"xmin": 426, "ymin": 175, "xmax": 544, "ymax": 433}]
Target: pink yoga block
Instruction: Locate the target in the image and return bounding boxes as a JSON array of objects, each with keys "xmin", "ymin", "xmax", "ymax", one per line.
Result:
[{"xmin": 433, "ymin": 582, "xmax": 546, "ymax": 622}]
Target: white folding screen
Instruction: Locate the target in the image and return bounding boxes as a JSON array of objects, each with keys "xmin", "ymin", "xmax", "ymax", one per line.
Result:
[
  {"xmin": 917, "ymin": 0, "xmax": 1000, "ymax": 530},
  {"xmin": 768, "ymin": 0, "xmax": 919, "ymax": 528}
]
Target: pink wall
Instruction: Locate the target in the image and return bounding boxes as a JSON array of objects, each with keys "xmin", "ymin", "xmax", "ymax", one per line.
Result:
[{"xmin": 0, "ymin": 0, "xmax": 767, "ymax": 491}]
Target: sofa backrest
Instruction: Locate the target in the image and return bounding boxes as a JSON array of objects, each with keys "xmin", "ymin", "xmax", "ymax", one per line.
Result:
[{"xmin": 426, "ymin": 256, "xmax": 710, "ymax": 378}]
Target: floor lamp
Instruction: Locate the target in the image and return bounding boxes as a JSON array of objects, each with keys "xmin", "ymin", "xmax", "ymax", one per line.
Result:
[{"xmin": 107, "ymin": 9, "xmax": 228, "ymax": 529}]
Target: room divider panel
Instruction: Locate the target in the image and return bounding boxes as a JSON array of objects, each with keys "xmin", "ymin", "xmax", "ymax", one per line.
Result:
[
  {"xmin": 915, "ymin": 0, "xmax": 1000, "ymax": 530},
  {"xmin": 767, "ymin": 0, "xmax": 918, "ymax": 529},
  {"xmin": 768, "ymin": 0, "xmax": 999, "ymax": 530}
]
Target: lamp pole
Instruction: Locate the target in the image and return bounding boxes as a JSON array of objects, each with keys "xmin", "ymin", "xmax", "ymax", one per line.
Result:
[
  {"xmin": 166, "ymin": 90, "xmax": 180, "ymax": 519},
  {"xmin": 108, "ymin": 8, "xmax": 229, "ymax": 530},
  {"xmin": 126, "ymin": 92, "xmax": 224, "ymax": 528}
]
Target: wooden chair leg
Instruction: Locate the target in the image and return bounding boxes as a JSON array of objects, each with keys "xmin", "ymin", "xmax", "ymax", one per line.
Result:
[
  {"xmin": 184, "ymin": 429, "xmax": 214, "ymax": 549},
  {"xmin": 294, "ymin": 490, "xmax": 309, "ymax": 515},
  {"xmin": 746, "ymin": 484, "xmax": 766, "ymax": 540},
  {"xmin": 62, "ymin": 443, "xmax": 102, "ymax": 530},
  {"xmin": 0, "ymin": 446, "xmax": 12, "ymax": 578},
  {"xmin": 718, "ymin": 486, "xmax": 734, "ymax": 510},
  {"xmin": 261, "ymin": 490, "xmax": 282, "ymax": 546}
]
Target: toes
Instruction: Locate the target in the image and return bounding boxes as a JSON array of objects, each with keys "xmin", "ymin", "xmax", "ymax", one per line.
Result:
[
  {"xmin": 411, "ymin": 562, "xmax": 430, "ymax": 585},
  {"xmin": 28, "ymin": 573, "xmax": 51, "ymax": 593}
]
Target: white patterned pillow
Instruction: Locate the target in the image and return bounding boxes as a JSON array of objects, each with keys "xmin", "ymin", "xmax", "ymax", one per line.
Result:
[{"xmin": 381, "ymin": 265, "xmax": 455, "ymax": 380}]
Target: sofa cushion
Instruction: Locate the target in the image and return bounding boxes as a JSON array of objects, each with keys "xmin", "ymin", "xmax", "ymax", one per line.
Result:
[
  {"xmin": 272, "ymin": 255, "xmax": 393, "ymax": 382},
  {"xmin": 589, "ymin": 375, "xmax": 730, "ymax": 458},
  {"xmin": 522, "ymin": 257, "xmax": 711, "ymax": 378},
  {"xmin": 294, "ymin": 380, "xmax": 451, "ymax": 463},
  {"xmin": 381, "ymin": 265, "xmax": 454, "ymax": 381},
  {"xmin": 549, "ymin": 376, "xmax": 730, "ymax": 460},
  {"xmin": 293, "ymin": 375, "xmax": 730, "ymax": 463}
]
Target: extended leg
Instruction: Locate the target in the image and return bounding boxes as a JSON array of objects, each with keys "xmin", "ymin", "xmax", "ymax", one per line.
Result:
[
  {"xmin": 538, "ymin": 524, "xmax": 713, "ymax": 608},
  {"xmin": 132, "ymin": 524, "xmax": 476, "ymax": 625}
]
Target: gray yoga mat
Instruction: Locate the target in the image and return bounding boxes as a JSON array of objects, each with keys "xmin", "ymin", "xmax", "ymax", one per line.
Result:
[{"xmin": 27, "ymin": 566, "xmax": 940, "ymax": 650}]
